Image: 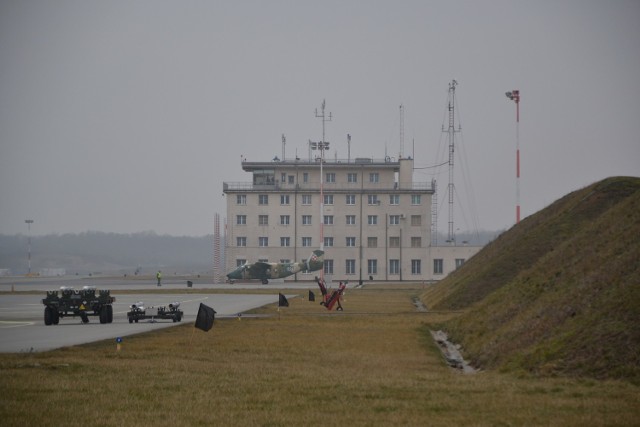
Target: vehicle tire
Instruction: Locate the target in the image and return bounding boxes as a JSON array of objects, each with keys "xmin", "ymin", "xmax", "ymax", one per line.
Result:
[
  {"xmin": 262, "ymin": 279, "xmax": 269, "ymax": 284},
  {"xmin": 128, "ymin": 316, "xmax": 133, "ymax": 324},
  {"xmin": 135, "ymin": 319, "xmax": 138, "ymax": 323},
  {"xmin": 44, "ymin": 306, "xmax": 53, "ymax": 326},
  {"xmin": 107, "ymin": 305, "xmax": 113, "ymax": 323},
  {"xmin": 99, "ymin": 307, "xmax": 107, "ymax": 324},
  {"xmin": 52, "ymin": 310, "xmax": 60, "ymax": 325},
  {"xmin": 80, "ymin": 312, "xmax": 89, "ymax": 324}
]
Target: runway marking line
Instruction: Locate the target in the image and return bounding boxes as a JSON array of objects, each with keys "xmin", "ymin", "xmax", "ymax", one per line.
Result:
[{"xmin": 0, "ymin": 321, "xmax": 34, "ymax": 328}]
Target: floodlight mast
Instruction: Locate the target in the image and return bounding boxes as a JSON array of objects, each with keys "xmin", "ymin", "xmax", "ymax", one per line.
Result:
[
  {"xmin": 25, "ymin": 219, "xmax": 34, "ymax": 275},
  {"xmin": 505, "ymin": 90, "xmax": 521, "ymax": 224},
  {"xmin": 312, "ymin": 100, "xmax": 331, "ymax": 282}
]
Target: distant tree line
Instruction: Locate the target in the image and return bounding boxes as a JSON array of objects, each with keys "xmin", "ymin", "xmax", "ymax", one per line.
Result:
[{"xmin": 0, "ymin": 231, "xmax": 218, "ymax": 275}]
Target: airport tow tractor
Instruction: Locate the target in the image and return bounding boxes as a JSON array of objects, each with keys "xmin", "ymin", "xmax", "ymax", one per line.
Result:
[
  {"xmin": 42, "ymin": 286, "xmax": 115, "ymax": 325},
  {"xmin": 315, "ymin": 277, "xmax": 347, "ymax": 311},
  {"xmin": 127, "ymin": 301, "xmax": 184, "ymax": 323}
]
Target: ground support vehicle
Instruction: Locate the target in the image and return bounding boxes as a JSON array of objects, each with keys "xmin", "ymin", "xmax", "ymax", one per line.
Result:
[
  {"xmin": 127, "ymin": 302, "xmax": 183, "ymax": 323},
  {"xmin": 42, "ymin": 286, "xmax": 115, "ymax": 325}
]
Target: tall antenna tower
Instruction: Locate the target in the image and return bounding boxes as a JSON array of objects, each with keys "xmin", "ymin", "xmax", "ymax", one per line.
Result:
[
  {"xmin": 213, "ymin": 213, "xmax": 221, "ymax": 283},
  {"xmin": 443, "ymin": 80, "xmax": 461, "ymax": 243},
  {"xmin": 399, "ymin": 104, "xmax": 405, "ymax": 158}
]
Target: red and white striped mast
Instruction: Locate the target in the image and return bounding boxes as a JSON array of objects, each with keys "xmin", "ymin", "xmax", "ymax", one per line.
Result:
[{"xmin": 506, "ymin": 90, "xmax": 521, "ymax": 224}]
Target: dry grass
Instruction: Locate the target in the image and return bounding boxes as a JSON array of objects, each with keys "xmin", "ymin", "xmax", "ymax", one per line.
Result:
[{"xmin": 1, "ymin": 286, "xmax": 639, "ymax": 426}]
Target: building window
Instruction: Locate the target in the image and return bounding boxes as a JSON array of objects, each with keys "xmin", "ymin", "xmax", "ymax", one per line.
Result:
[
  {"xmin": 280, "ymin": 237, "xmax": 290, "ymax": 247},
  {"xmin": 281, "ymin": 173, "xmax": 286, "ymax": 183},
  {"xmin": 259, "ymin": 194, "xmax": 269, "ymax": 205},
  {"xmin": 236, "ymin": 259, "xmax": 246, "ymax": 267},
  {"xmin": 324, "ymin": 215, "xmax": 334, "ymax": 225},
  {"xmin": 346, "ymin": 215, "xmax": 356, "ymax": 225},
  {"xmin": 368, "ymin": 215, "xmax": 378, "ymax": 225},
  {"xmin": 302, "ymin": 194, "xmax": 312, "ymax": 205},
  {"xmin": 367, "ymin": 259, "xmax": 378, "ymax": 275},
  {"xmin": 411, "ymin": 215, "xmax": 422, "ymax": 226},
  {"xmin": 324, "ymin": 237, "xmax": 334, "ymax": 247},
  {"xmin": 280, "ymin": 194, "xmax": 290, "ymax": 205},
  {"xmin": 259, "ymin": 237, "xmax": 269, "ymax": 247},
  {"xmin": 411, "ymin": 237, "xmax": 421, "ymax": 248},
  {"xmin": 411, "ymin": 194, "xmax": 421, "ymax": 205},
  {"xmin": 346, "ymin": 237, "xmax": 356, "ymax": 247},
  {"xmin": 280, "ymin": 215, "xmax": 290, "ymax": 225},
  {"xmin": 302, "ymin": 215, "xmax": 312, "ymax": 225},
  {"xmin": 389, "ymin": 194, "xmax": 399, "ymax": 205},
  {"xmin": 236, "ymin": 194, "xmax": 246, "ymax": 205},
  {"xmin": 367, "ymin": 237, "xmax": 377, "ymax": 248},
  {"xmin": 389, "ymin": 236, "xmax": 400, "ymax": 247},
  {"xmin": 236, "ymin": 237, "xmax": 246, "ymax": 247},
  {"xmin": 326, "ymin": 173, "xmax": 336, "ymax": 183},
  {"xmin": 412, "ymin": 259, "xmax": 422, "ymax": 275},
  {"xmin": 303, "ymin": 172, "xmax": 309, "ymax": 183},
  {"xmin": 347, "ymin": 173, "xmax": 357, "ymax": 183},
  {"xmin": 389, "ymin": 215, "xmax": 400, "ymax": 225},
  {"xmin": 324, "ymin": 259, "xmax": 334, "ymax": 275},
  {"xmin": 369, "ymin": 173, "xmax": 379, "ymax": 183},
  {"xmin": 368, "ymin": 195, "xmax": 379, "ymax": 205},
  {"xmin": 346, "ymin": 194, "xmax": 356, "ymax": 205},
  {"xmin": 302, "ymin": 237, "xmax": 312, "ymax": 247},
  {"xmin": 434, "ymin": 259, "xmax": 443, "ymax": 275},
  {"xmin": 259, "ymin": 215, "xmax": 269, "ymax": 226},
  {"xmin": 456, "ymin": 258, "xmax": 465, "ymax": 269},
  {"xmin": 346, "ymin": 259, "xmax": 356, "ymax": 275},
  {"xmin": 389, "ymin": 259, "xmax": 400, "ymax": 275},
  {"xmin": 324, "ymin": 194, "xmax": 334, "ymax": 205},
  {"xmin": 236, "ymin": 215, "xmax": 247, "ymax": 225},
  {"xmin": 288, "ymin": 175, "xmax": 294, "ymax": 184}
]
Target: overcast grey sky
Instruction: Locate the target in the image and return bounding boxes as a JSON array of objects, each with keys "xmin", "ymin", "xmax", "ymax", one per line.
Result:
[{"xmin": 1, "ymin": 0, "xmax": 639, "ymax": 237}]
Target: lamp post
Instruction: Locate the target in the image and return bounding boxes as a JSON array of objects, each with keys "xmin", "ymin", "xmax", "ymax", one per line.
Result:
[
  {"xmin": 505, "ymin": 90, "xmax": 521, "ymax": 224},
  {"xmin": 25, "ymin": 219, "xmax": 34, "ymax": 275},
  {"xmin": 310, "ymin": 140, "xmax": 330, "ymax": 280}
]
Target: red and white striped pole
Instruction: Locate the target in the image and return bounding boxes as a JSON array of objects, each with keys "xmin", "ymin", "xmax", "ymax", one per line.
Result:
[{"xmin": 506, "ymin": 90, "xmax": 521, "ymax": 224}]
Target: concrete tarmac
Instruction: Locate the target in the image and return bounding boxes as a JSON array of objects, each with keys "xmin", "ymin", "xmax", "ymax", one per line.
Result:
[{"xmin": 0, "ymin": 275, "xmax": 313, "ymax": 353}]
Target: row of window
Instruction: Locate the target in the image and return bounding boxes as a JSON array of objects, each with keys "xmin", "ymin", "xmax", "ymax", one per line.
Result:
[
  {"xmin": 235, "ymin": 236, "xmax": 424, "ymax": 248},
  {"xmin": 234, "ymin": 258, "xmax": 464, "ymax": 276},
  {"xmin": 239, "ymin": 214, "xmax": 422, "ymax": 226},
  {"xmin": 237, "ymin": 194, "xmax": 422, "ymax": 206},
  {"xmin": 275, "ymin": 171, "xmax": 382, "ymax": 185}
]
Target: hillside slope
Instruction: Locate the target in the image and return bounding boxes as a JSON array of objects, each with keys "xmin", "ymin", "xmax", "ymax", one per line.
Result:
[{"xmin": 421, "ymin": 177, "xmax": 640, "ymax": 382}]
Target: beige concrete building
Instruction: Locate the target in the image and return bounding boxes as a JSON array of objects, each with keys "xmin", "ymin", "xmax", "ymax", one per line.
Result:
[{"xmin": 223, "ymin": 156, "xmax": 481, "ymax": 283}]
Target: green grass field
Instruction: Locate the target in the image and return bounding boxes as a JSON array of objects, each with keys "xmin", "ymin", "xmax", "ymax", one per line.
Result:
[{"xmin": 1, "ymin": 285, "xmax": 638, "ymax": 426}]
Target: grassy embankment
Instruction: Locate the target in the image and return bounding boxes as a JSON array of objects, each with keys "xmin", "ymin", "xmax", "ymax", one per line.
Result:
[
  {"xmin": 422, "ymin": 177, "xmax": 640, "ymax": 382},
  {"xmin": 1, "ymin": 284, "xmax": 639, "ymax": 426}
]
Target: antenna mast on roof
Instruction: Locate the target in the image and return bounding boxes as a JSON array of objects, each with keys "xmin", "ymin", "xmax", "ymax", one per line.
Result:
[
  {"xmin": 399, "ymin": 104, "xmax": 405, "ymax": 158},
  {"xmin": 282, "ymin": 134, "xmax": 286, "ymax": 161}
]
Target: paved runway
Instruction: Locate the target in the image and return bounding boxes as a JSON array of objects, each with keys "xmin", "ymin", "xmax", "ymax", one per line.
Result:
[{"xmin": 0, "ymin": 276, "xmax": 313, "ymax": 353}]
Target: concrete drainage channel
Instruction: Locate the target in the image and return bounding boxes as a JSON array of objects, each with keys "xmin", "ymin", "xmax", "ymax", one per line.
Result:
[{"xmin": 431, "ymin": 330, "xmax": 477, "ymax": 374}]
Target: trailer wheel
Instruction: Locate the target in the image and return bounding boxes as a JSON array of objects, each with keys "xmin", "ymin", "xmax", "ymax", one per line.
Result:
[
  {"xmin": 107, "ymin": 305, "xmax": 113, "ymax": 323},
  {"xmin": 44, "ymin": 306, "xmax": 53, "ymax": 325}
]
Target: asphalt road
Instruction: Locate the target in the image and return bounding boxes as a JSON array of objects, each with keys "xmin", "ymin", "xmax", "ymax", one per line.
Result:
[{"xmin": 0, "ymin": 276, "xmax": 313, "ymax": 353}]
